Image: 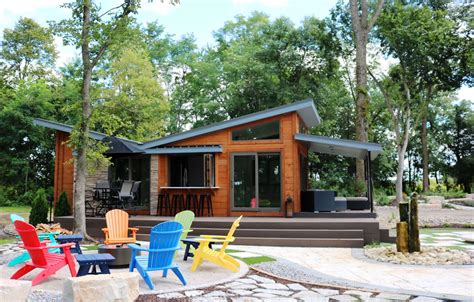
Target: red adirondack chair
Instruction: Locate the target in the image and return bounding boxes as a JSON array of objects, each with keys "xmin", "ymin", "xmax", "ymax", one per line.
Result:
[{"xmin": 11, "ymin": 220, "xmax": 77, "ymax": 286}]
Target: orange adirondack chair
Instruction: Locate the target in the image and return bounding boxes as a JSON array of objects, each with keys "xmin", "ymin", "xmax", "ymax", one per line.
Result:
[
  {"xmin": 11, "ymin": 220, "xmax": 76, "ymax": 286},
  {"xmin": 102, "ymin": 209, "xmax": 139, "ymax": 244}
]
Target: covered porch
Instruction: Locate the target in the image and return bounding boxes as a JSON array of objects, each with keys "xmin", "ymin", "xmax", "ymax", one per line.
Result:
[{"xmin": 295, "ymin": 133, "xmax": 383, "ymax": 213}]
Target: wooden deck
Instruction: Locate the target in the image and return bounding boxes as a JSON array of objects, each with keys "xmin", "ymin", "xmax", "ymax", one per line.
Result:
[{"xmin": 55, "ymin": 213, "xmax": 394, "ymax": 248}]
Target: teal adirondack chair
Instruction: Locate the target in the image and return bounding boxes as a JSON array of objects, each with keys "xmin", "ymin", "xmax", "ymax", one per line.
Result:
[
  {"xmin": 174, "ymin": 210, "xmax": 194, "ymax": 250},
  {"xmin": 128, "ymin": 221, "xmax": 186, "ymax": 290},
  {"xmin": 8, "ymin": 214, "xmax": 60, "ymax": 267}
]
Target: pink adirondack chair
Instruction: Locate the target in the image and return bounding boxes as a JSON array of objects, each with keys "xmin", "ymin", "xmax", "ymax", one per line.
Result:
[{"xmin": 10, "ymin": 220, "xmax": 76, "ymax": 286}]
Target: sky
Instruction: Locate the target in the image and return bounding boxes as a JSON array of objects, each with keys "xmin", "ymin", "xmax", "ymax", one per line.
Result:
[{"xmin": 0, "ymin": 0, "xmax": 472, "ymax": 100}]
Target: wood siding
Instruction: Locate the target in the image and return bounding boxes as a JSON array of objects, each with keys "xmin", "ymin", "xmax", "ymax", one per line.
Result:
[
  {"xmin": 54, "ymin": 131, "xmax": 74, "ymax": 208},
  {"xmin": 157, "ymin": 112, "xmax": 308, "ymax": 217}
]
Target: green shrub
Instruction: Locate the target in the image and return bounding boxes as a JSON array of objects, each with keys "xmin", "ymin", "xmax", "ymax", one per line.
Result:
[
  {"xmin": 16, "ymin": 191, "xmax": 35, "ymax": 205},
  {"xmin": 0, "ymin": 186, "xmax": 17, "ymax": 206},
  {"xmin": 29, "ymin": 189, "xmax": 50, "ymax": 226},
  {"xmin": 376, "ymin": 194, "xmax": 391, "ymax": 206},
  {"xmin": 54, "ymin": 192, "xmax": 71, "ymax": 217},
  {"xmin": 441, "ymin": 190, "xmax": 466, "ymax": 199}
]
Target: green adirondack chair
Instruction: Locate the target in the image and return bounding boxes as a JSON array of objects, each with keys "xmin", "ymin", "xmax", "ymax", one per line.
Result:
[{"xmin": 174, "ymin": 210, "xmax": 194, "ymax": 249}]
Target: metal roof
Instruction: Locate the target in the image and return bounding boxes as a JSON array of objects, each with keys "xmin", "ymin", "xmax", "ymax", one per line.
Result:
[
  {"xmin": 295, "ymin": 133, "xmax": 382, "ymax": 160},
  {"xmin": 33, "ymin": 118, "xmax": 143, "ymax": 145},
  {"xmin": 141, "ymin": 99, "xmax": 320, "ymax": 149},
  {"xmin": 144, "ymin": 145, "xmax": 223, "ymax": 154}
]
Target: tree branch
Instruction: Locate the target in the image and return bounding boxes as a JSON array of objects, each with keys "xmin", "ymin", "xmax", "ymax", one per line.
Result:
[
  {"xmin": 368, "ymin": 0, "xmax": 385, "ymax": 31},
  {"xmin": 91, "ymin": 0, "xmax": 134, "ymax": 68}
]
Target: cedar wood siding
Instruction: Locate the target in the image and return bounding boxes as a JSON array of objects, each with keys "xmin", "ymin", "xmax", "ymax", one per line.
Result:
[
  {"xmin": 158, "ymin": 112, "xmax": 309, "ymax": 217},
  {"xmin": 54, "ymin": 131, "xmax": 74, "ymax": 208}
]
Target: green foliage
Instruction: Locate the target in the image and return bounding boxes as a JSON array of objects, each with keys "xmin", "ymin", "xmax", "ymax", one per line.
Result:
[
  {"xmin": 375, "ymin": 189, "xmax": 392, "ymax": 206},
  {"xmin": 54, "ymin": 192, "xmax": 71, "ymax": 217},
  {"xmin": 0, "ymin": 17, "xmax": 57, "ymax": 82},
  {"xmin": 29, "ymin": 188, "xmax": 50, "ymax": 226}
]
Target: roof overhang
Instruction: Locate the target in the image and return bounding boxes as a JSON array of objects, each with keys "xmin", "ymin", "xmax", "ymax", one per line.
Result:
[
  {"xmin": 142, "ymin": 99, "xmax": 320, "ymax": 149},
  {"xmin": 33, "ymin": 118, "xmax": 108, "ymax": 141},
  {"xmin": 295, "ymin": 133, "xmax": 382, "ymax": 160},
  {"xmin": 144, "ymin": 145, "xmax": 223, "ymax": 154}
]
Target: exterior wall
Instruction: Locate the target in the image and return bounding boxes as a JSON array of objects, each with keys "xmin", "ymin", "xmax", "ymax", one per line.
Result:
[
  {"xmin": 157, "ymin": 112, "xmax": 307, "ymax": 217},
  {"xmin": 149, "ymin": 155, "xmax": 159, "ymax": 215},
  {"xmin": 54, "ymin": 131, "xmax": 74, "ymax": 208},
  {"xmin": 85, "ymin": 165, "xmax": 109, "ymax": 200}
]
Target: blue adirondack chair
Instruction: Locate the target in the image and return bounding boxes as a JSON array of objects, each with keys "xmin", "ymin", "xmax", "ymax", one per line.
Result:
[
  {"xmin": 8, "ymin": 214, "xmax": 60, "ymax": 267},
  {"xmin": 128, "ymin": 221, "xmax": 186, "ymax": 290}
]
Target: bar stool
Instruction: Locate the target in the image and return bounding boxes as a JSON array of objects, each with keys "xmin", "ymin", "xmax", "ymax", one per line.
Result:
[
  {"xmin": 199, "ymin": 193, "xmax": 213, "ymax": 217},
  {"xmin": 171, "ymin": 194, "xmax": 185, "ymax": 215},
  {"xmin": 156, "ymin": 193, "xmax": 170, "ymax": 216},
  {"xmin": 185, "ymin": 193, "xmax": 199, "ymax": 214}
]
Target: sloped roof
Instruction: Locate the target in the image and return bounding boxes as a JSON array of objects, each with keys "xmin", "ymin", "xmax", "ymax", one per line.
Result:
[
  {"xmin": 141, "ymin": 99, "xmax": 320, "ymax": 149},
  {"xmin": 295, "ymin": 133, "xmax": 382, "ymax": 160}
]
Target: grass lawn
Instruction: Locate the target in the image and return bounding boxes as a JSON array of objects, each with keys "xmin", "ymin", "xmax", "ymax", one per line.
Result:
[
  {"xmin": 0, "ymin": 238, "xmax": 16, "ymax": 245},
  {"xmin": 0, "ymin": 206, "xmax": 31, "ymax": 213}
]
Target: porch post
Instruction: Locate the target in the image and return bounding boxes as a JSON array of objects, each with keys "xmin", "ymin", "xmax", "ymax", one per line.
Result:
[{"xmin": 367, "ymin": 151, "xmax": 374, "ymax": 213}]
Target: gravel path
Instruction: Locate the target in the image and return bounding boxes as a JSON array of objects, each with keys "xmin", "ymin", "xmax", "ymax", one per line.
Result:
[{"xmin": 375, "ymin": 206, "xmax": 474, "ymax": 229}]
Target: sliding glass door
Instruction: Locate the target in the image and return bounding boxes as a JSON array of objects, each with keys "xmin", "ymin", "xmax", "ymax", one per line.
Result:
[{"xmin": 231, "ymin": 153, "xmax": 281, "ymax": 211}]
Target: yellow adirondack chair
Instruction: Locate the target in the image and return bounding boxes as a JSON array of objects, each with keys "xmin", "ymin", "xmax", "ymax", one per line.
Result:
[
  {"xmin": 102, "ymin": 209, "xmax": 139, "ymax": 244},
  {"xmin": 190, "ymin": 215, "xmax": 242, "ymax": 273}
]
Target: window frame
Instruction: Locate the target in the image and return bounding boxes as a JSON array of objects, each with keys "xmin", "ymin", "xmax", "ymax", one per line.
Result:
[
  {"xmin": 167, "ymin": 153, "xmax": 216, "ymax": 188},
  {"xmin": 231, "ymin": 120, "xmax": 281, "ymax": 142}
]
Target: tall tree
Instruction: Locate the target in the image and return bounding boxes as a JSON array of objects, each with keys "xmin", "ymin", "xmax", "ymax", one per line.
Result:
[
  {"xmin": 377, "ymin": 1, "xmax": 472, "ymax": 196},
  {"xmin": 0, "ymin": 17, "xmax": 57, "ymax": 83},
  {"xmin": 52, "ymin": 0, "xmax": 178, "ymax": 237},
  {"xmin": 348, "ymin": 0, "xmax": 384, "ymax": 184}
]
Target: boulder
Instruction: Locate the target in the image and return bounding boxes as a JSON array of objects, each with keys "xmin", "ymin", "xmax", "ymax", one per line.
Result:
[
  {"xmin": 424, "ymin": 195, "xmax": 444, "ymax": 205},
  {"xmin": 62, "ymin": 272, "xmax": 139, "ymax": 302},
  {"xmin": 0, "ymin": 279, "xmax": 31, "ymax": 302}
]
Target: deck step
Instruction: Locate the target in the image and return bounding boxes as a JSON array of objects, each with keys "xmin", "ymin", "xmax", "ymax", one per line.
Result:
[
  {"xmin": 135, "ymin": 227, "xmax": 364, "ymax": 239},
  {"xmin": 136, "ymin": 234, "xmax": 364, "ymax": 247}
]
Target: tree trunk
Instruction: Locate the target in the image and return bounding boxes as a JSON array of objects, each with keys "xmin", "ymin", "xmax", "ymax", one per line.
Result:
[
  {"xmin": 73, "ymin": 0, "xmax": 92, "ymax": 236},
  {"xmin": 421, "ymin": 115, "xmax": 429, "ymax": 192},
  {"xmin": 396, "ymin": 136, "xmax": 409, "ymax": 203},
  {"xmin": 354, "ymin": 32, "xmax": 369, "ymax": 185}
]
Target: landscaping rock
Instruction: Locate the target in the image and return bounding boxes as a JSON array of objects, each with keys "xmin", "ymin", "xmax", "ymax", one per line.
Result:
[
  {"xmin": 312, "ymin": 288, "xmax": 339, "ymax": 296},
  {"xmin": 330, "ymin": 294, "xmax": 359, "ymax": 301},
  {"xmin": 231, "ymin": 297, "xmax": 261, "ymax": 302},
  {"xmin": 28, "ymin": 289, "xmax": 62, "ymax": 302},
  {"xmin": 253, "ymin": 293, "xmax": 278, "ymax": 298},
  {"xmin": 192, "ymin": 297, "xmax": 227, "ymax": 302},
  {"xmin": 343, "ymin": 289, "xmax": 373, "ymax": 299},
  {"xmin": 157, "ymin": 292, "xmax": 185, "ymax": 299},
  {"xmin": 376, "ymin": 292, "xmax": 411, "ymax": 301},
  {"xmin": 62, "ymin": 272, "xmax": 139, "ymax": 302},
  {"xmin": 238, "ymin": 278, "xmax": 258, "ymax": 284},
  {"xmin": 0, "ymin": 278, "xmax": 31, "ymax": 302},
  {"xmin": 248, "ymin": 275, "xmax": 275, "ymax": 283},
  {"xmin": 364, "ymin": 246, "xmax": 472, "ymax": 265},
  {"xmin": 292, "ymin": 290, "xmax": 329, "ymax": 302},
  {"xmin": 263, "ymin": 298, "xmax": 297, "ymax": 302},
  {"xmin": 185, "ymin": 290, "xmax": 205, "ymax": 297},
  {"xmin": 204, "ymin": 291, "xmax": 228, "ymax": 297},
  {"xmin": 258, "ymin": 283, "xmax": 288, "ymax": 290},
  {"xmin": 230, "ymin": 289, "xmax": 254, "ymax": 296},
  {"xmin": 286, "ymin": 283, "xmax": 307, "ymax": 291},
  {"xmin": 253, "ymin": 288, "xmax": 293, "ymax": 296}
]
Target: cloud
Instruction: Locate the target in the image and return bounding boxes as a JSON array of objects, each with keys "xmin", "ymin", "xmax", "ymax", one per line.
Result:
[
  {"xmin": 140, "ymin": 1, "xmax": 178, "ymax": 16},
  {"xmin": 232, "ymin": 0, "xmax": 289, "ymax": 8}
]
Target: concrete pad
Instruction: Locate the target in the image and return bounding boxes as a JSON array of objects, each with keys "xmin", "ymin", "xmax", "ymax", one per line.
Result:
[
  {"xmin": 228, "ymin": 252, "xmax": 262, "ymax": 258},
  {"xmin": 0, "ymin": 256, "xmax": 248, "ymax": 295}
]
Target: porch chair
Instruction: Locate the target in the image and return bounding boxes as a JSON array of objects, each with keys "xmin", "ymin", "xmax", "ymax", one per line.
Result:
[
  {"xmin": 110, "ymin": 180, "xmax": 134, "ymax": 209},
  {"xmin": 8, "ymin": 214, "xmax": 60, "ymax": 267},
  {"xmin": 102, "ymin": 209, "xmax": 139, "ymax": 245},
  {"xmin": 10, "ymin": 220, "xmax": 76, "ymax": 286},
  {"xmin": 128, "ymin": 221, "xmax": 186, "ymax": 290},
  {"xmin": 190, "ymin": 215, "xmax": 242, "ymax": 273},
  {"xmin": 174, "ymin": 210, "xmax": 194, "ymax": 250},
  {"xmin": 121, "ymin": 181, "xmax": 141, "ymax": 209}
]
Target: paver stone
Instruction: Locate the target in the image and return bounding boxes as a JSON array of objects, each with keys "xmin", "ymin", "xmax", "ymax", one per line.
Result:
[{"xmin": 292, "ymin": 290, "xmax": 329, "ymax": 302}]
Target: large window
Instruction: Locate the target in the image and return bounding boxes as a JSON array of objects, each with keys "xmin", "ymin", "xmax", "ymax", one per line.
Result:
[
  {"xmin": 232, "ymin": 153, "xmax": 281, "ymax": 210},
  {"xmin": 109, "ymin": 156, "xmax": 150, "ymax": 205},
  {"xmin": 232, "ymin": 120, "xmax": 280, "ymax": 141},
  {"xmin": 169, "ymin": 154, "xmax": 215, "ymax": 187}
]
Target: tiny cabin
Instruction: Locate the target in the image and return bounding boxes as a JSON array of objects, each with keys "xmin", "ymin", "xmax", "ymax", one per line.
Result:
[{"xmin": 35, "ymin": 99, "xmax": 382, "ymax": 217}]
